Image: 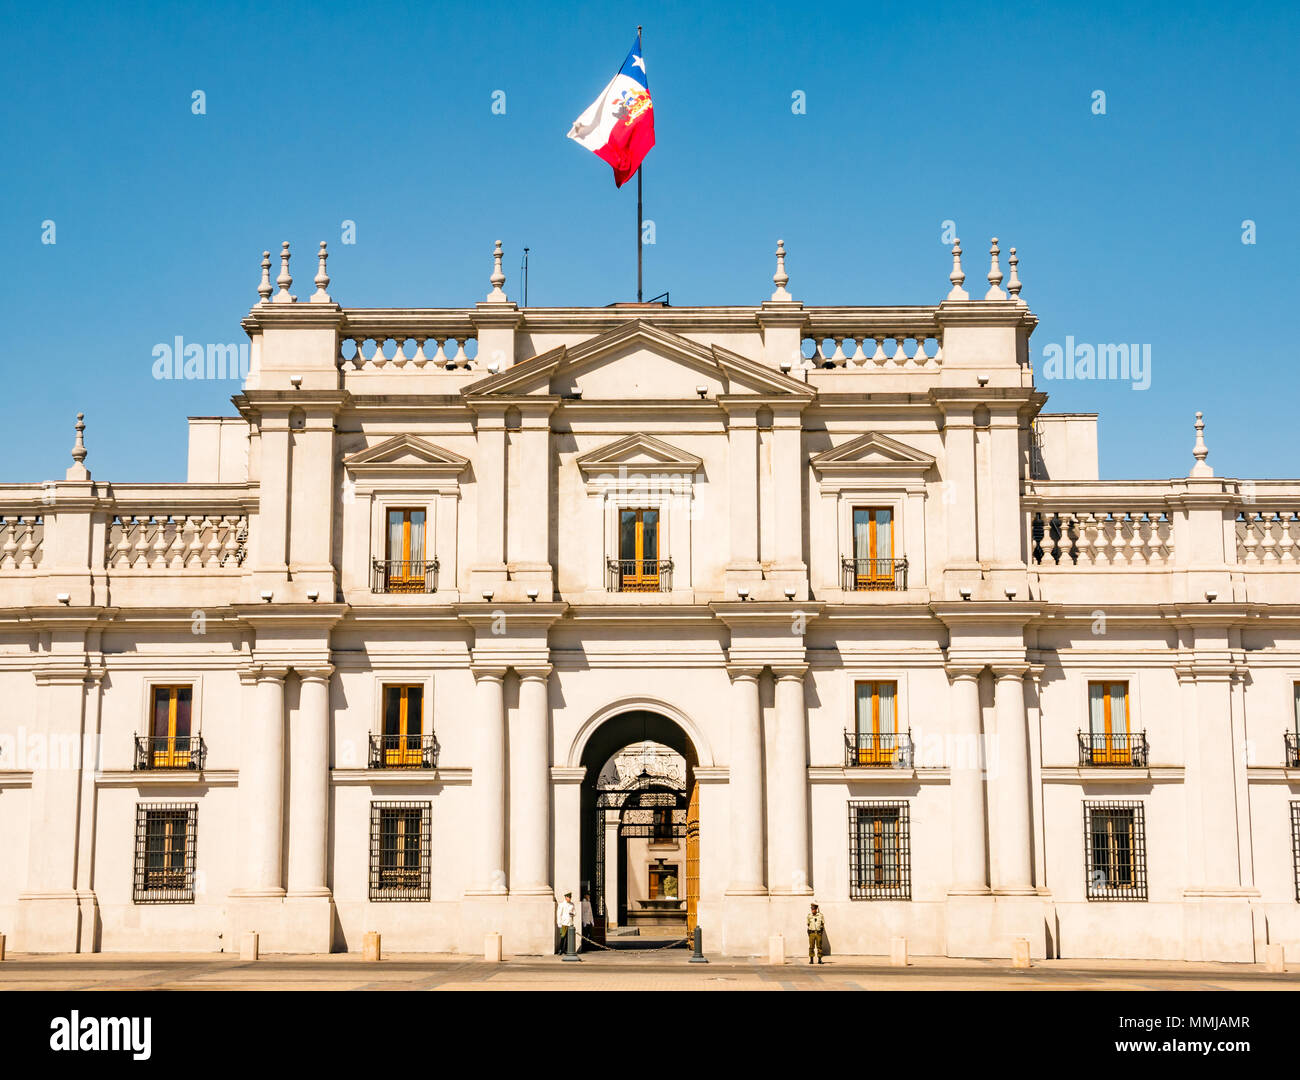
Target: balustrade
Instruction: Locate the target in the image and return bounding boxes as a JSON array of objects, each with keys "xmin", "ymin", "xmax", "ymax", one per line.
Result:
[
  {"xmin": 1031, "ymin": 510, "xmax": 1173, "ymax": 567},
  {"xmin": 339, "ymin": 333, "xmax": 479, "ymax": 372},
  {"xmin": 0, "ymin": 514, "xmax": 43, "ymax": 569},
  {"xmin": 106, "ymin": 514, "xmax": 247, "ymax": 570}
]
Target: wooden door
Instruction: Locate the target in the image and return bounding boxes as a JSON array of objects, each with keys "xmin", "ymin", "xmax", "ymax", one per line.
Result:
[{"xmin": 684, "ymin": 780, "xmax": 700, "ymax": 938}]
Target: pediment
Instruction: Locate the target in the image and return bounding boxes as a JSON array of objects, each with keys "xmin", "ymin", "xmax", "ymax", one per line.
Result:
[
  {"xmin": 343, "ymin": 433, "xmax": 470, "ymax": 475},
  {"xmin": 809, "ymin": 432, "xmax": 936, "ymax": 475},
  {"xmin": 576, "ymin": 433, "xmax": 704, "ymax": 477},
  {"xmin": 464, "ymin": 321, "xmax": 815, "ymax": 402}
]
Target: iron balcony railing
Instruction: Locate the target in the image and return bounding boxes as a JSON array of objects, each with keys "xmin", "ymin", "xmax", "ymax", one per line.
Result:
[
  {"xmin": 368, "ymin": 733, "xmax": 439, "ymax": 770},
  {"xmin": 134, "ymin": 735, "xmax": 206, "ymax": 771},
  {"xmin": 844, "ymin": 731, "xmax": 914, "ymax": 768},
  {"xmin": 1286, "ymin": 732, "xmax": 1300, "ymax": 768},
  {"xmin": 840, "ymin": 556, "xmax": 908, "ymax": 592},
  {"xmin": 606, "ymin": 557, "xmax": 673, "ymax": 593},
  {"xmin": 371, "ymin": 558, "xmax": 438, "ymax": 594},
  {"xmin": 1078, "ymin": 731, "xmax": 1149, "ymax": 768}
]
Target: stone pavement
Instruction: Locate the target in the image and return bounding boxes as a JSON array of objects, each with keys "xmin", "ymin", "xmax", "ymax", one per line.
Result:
[{"xmin": 1, "ymin": 951, "xmax": 1297, "ymax": 991}]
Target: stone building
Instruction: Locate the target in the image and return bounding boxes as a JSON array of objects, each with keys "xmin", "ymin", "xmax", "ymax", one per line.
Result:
[{"xmin": 1, "ymin": 236, "xmax": 1297, "ymax": 961}]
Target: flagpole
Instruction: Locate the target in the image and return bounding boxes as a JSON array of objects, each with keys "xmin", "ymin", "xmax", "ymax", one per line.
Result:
[{"xmin": 636, "ymin": 24, "xmax": 643, "ymax": 302}]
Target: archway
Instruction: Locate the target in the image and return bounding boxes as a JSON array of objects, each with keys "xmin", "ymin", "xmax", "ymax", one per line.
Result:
[{"xmin": 578, "ymin": 710, "xmax": 701, "ymax": 948}]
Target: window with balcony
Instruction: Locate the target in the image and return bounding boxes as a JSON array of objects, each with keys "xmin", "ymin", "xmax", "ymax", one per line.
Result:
[
  {"xmin": 373, "ymin": 508, "xmax": 437, "ymax": 593},
  {"xmin": 608, "ymin": 507, "xmax": 671, "ymax": 592},
  {"xmin": 846, "ymin": 680, "xmax": 910, "ymax": 766},
  {"xmin": 369, "ymin": 801, "xmax": 431, "ymax": 900},
  {"xmin": 1080, "ymin": 682, "xmax": 1147, "ymax": 766},
  {"xmin": 370, "ymin": 685, "xmax": 436, "ymax": 769},
  {"xmin": 848, "ymin": 800, "xmax": 910, "ymax": 900},
  {"xmin": 136, "ymin": 685, "xmax": 205, "ymax": 770},
  {"xmin": 842, "ymin": 507, "xmax": 906, "ymax": 591},
  {"xmin": 1289, "ymin": 684, "xmax": 1300, "ymax": 767},
  {"xmin": 133, "ymin": 802, "xmax": 197, "ymax": 903},
  {"xmin": 1084, "ymin": 801, "xmax": 1147, "ymax": 900}
]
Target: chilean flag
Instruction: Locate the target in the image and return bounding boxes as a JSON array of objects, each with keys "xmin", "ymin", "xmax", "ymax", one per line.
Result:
[{"xmin": 566, "ymin": 32, "xmax": 656, "ymax": 187}]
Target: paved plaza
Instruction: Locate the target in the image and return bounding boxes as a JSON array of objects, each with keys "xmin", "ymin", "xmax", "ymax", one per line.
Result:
[{"xmin": 1, "ymin": 951, "xmax": 1296, "ymax": 991}]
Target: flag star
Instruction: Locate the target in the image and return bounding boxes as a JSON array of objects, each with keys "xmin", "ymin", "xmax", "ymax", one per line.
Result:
[{"xmin": 632, "ymin": 53, "xmax": 646, "ymax": 72}]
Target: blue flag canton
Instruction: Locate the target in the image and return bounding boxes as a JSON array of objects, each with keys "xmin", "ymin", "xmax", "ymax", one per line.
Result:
[{"xmin": 619, "ymin": 36, "xmax": 649, "ymax": 89}]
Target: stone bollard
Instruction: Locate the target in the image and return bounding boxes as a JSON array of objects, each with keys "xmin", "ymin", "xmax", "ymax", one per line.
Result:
[
  {"xmin": 1012, "ymin": 938, "xmax": 1031, "ymax": 969},
  {"xmin": 240, "ymin": 931, "xmax": 259, "ymax": 961},
  {"xmin": 363, "ymin": 931, "xmax": 382, "ymax": 961},
  {"xmin": 1265, "ymin": 943, "xmax": 1286, "ymax": 973},
  {"xmin": 890, "ymin": 937, "xmax": 909, "ymax": 967},
  {"xmin": 768, "ymin": 934, "xmax": 785, "ymax": 965},
  {"xmin": 485, "ymin": 932, "xmax": 503, "ymax": 963}
]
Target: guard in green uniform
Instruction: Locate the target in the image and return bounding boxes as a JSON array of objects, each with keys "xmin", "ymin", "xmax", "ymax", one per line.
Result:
[{"xmin": 807, "ymin": 902, "xmax": 826, "ymax": 963}]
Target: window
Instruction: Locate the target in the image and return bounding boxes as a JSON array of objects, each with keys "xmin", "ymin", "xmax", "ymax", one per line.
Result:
[
  {"xmin": 382, "ymin": 508, "xmax": 429, "ymax": 593},
  {"xmin": 374, "ymin": 685, "xmax": 427, "ymax": 768},
  {"xmin": 851, "ymin": 680, "xmax": 900, "ymax": 765},
  {"xmin": 1292, "ymin": 803, "xmax": 1300, "ymax": 902},
  {"xmin": 147, "ymin": 686, "xmax": 194, "ymax": 769},
  {"xmin": 611, "ymin": 507, "xmax": 662, "ymax": 591},
  {"xmin": 1084, "ymin": 801, "xmax": 1147, "ymax": 900},
  {"xmin": 648, "ymin": 863, "xmax": 679, "ymax": 900},
  {"xmin": 850, "ymin": 507, "xmax": 895, "ymax": 589},
  {"xmin": 369, "ymin": 801, "xmax": 431, "ymax": 900},
  {"xmin": 849, "ymin": 801, "xmax": 910, "ymax": 900},
  {"xmin": 133, "ymin": 802, "xmax": 197, "ymax": 903},
  {"xmin": 1085, "ymin": 682, "xmax": 1131, "ymax": 765},
  {"xmin": 651, "ymin": 806, "xmax": 675, "ymax": 843}
]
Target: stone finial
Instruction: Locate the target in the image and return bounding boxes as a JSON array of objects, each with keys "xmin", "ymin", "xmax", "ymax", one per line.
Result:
[
  {"xmin": 66, "ymin": 412, "xmax": 90, "ymax": 481},
  {"xmin": 771, "ymin": 239, "xmax": 792, "ymax": 301},
  {"xmin": 984, "ymin": 237, "xmax": 1006, "ymax": 300},
  {"xmin": 257, "ymin": 250, "xmax": 273, "ymax": 302},
  {"xmin": 1190, "ymin": 411, "xmax": 1214, "ymax": 477},
  {"xmin": 486, "ymin": 239, "xmax": 507, "ymax": 302},
  {"xmin": 273, "ymin": 241, "xmax": 296, "ymax": 303},
  {"xmin": 311, "ymin": 241, "xmax": 332, "ymax": 303},
  {"xmin": 946, "ymin": 239, "xmax": 969, "ymax": 300},
  {"xmin": 1007, "ymin": 247, "xmax": 1024, "ymax": 304}
]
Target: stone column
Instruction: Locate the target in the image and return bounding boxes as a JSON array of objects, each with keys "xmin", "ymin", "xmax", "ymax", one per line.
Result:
[
  {"xmin": 770, "ymin": 666, "xmax": 811, "ymax": 894},
  {"xmin": 511, "ymin": 666, "xmax": 552, "ymax": 894},
  {"xmin": 287, "ymin": 667, "xmax": 332, "ymax": 897},
  {"xmin": 992, "ymin": 666, "xmax": 1034, "ymax": 893},
  {"xmin": 471, "ymin": 666, "xmax": 508, "ymax": 893},
  {"xmin": 240, "ymin": 667, "xmax": 288, "ymax": 895},
  {"xmin": 727, "ymin": 666, "xmax": 766, "ymax": 894},
  {"xmin": 947, "ymin": 668, "xmax": 988, "ymax": 893}
]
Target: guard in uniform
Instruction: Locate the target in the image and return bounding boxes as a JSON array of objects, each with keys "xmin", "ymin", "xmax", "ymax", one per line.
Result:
[{"xmin": 807, "ymin": 902, "xmax": 826, "ymax": 963}]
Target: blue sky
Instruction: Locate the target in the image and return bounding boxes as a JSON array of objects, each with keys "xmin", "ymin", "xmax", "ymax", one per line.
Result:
[{"xmin": 1, "ymin": 0, "xmax": 1295, "ymax": 481}]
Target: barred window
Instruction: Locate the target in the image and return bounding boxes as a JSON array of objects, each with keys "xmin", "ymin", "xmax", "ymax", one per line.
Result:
[
  {"xmin": 848, "ymin": 800, "xmax": 910, "ymax": 900},
  {"xmin": 1292, "ymin": 802, "xmax": 1300, "ymax": 903},
  {"xmin": 369, "ymin": 801, "xmax": 431, "ymax": 901},
  {"xmin": 1084, "ymin": 800, "xmax": 1147, "ymax": 901},
  {"xmin": 133, "ymin": 802, "xmax": 197, "ymax": 903}
]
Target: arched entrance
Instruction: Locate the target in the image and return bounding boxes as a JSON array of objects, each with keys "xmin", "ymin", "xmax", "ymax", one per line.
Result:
[{"xmin": 578, "ymin": 709, "xmax": 701, "ymax": 947}]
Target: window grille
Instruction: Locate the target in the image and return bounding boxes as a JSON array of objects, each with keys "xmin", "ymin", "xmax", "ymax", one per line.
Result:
[
  {"xmin": 848, "ymin": 800, "xmax": 910, "ymax": 900},
  {"xmin": 369, "ymin": 801, "xmax": 431, "ymax": 901},
  {"xmin": 133, "ymin": 802, "xmax": 198, "ymax": 903},
  {"xmin": 1084, "ymin": 801, "xmax": 1147, "ymax": 901}
]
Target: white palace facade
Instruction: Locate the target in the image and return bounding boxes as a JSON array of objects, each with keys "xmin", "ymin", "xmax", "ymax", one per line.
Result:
[{"xmin": 2, "ymin": 236, "xmax": 1300, "ymax": 962}]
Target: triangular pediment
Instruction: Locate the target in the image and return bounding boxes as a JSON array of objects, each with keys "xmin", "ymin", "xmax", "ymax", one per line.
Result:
[
  {"xmin": 343, "ymin": 433, "xmax": 470, "ymax": 475},
  {"xmin": 464, "ymin": 320, "xmax": 815, "ymax": 402},
  {"xmin": 576, "ymin": 433, "xmax": 704, "ymax": 476},
  {"xmin": 810, "ymin": 432, "xmax": 936, "ymax": 474}
]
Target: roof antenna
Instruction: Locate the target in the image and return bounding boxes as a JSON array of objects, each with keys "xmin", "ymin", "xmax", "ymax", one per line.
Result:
[{"xmin": 521, "ymin": 247, "xmax": 530, "ymax": 307}]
